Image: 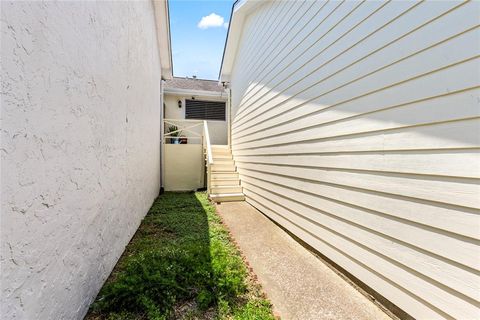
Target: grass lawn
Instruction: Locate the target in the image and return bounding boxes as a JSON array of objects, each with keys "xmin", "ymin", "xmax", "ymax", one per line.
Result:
[{"xmin": 86, "ymin": 192, "xmax": 275, "ymax": 320}]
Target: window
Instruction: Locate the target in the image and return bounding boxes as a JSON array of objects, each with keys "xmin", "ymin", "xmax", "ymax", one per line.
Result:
[{"xmin": 185, "ymin": 99, "xmax": 226, "ymax": 121}]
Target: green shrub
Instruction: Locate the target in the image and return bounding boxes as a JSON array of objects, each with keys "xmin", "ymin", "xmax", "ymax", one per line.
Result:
[{"xmin": 92, "ymin": 248, "xmax": 202, "ymax": 318}]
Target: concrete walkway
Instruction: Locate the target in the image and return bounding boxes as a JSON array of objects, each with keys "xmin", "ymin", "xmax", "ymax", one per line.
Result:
[{"xmin": 216, "ymin": 201, "xmax": 391, "ymax": 320}]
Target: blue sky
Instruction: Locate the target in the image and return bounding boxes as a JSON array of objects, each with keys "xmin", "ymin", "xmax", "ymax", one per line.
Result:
[{"xmin": 169, "ymin": 0, "xmax": 235, "ymax": 80}]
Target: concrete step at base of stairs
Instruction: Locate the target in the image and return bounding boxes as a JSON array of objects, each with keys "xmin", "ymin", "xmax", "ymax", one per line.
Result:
[
  {"xmin": 210, "ymin": 193, "xmax": 245, "ymax": 203},
  {"xmin": 211, "ymin": 186, "xmax": 243, "ymax": 194}
]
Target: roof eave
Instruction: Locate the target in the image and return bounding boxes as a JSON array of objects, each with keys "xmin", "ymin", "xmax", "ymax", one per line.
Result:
[
  {"xmin": 219, "ymin": 0, "xmax": 262, "ymax": 82},
  {"xmin": 164, "ymin": 87, "xmax": 227, "ymax": 99},
  {"xmin": 153, "ymin": 0, "xmax": 173, "ymax": 80}
]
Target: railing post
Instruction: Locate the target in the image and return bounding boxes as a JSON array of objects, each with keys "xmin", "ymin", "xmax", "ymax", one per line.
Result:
[
  {"xmin": 160, "ymin": 80, "xmax": 165, "ymax": 191},
  {"xmin": 227, "ymin": 87, "xmax": 231, "ymax": 147},
  {"xmin": 203, "ymin": 120, "xmax": 213, "ymax": 197},
  {"xmin": 207, "ymin": 163, "xmax": 211, "ymax": 196}
]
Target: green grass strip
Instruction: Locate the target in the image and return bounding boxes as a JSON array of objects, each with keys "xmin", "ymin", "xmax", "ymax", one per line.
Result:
[{"xmin": 87, "ymin": 192, "xmax": 275, "ymax": 320}]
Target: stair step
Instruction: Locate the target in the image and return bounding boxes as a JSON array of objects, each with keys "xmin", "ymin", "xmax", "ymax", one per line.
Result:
[
  {"xmin": 211, "ymin": 186, "xmax": 243, "ymax": 194},
  {"xmin": 213, "ymin": 160, "xmax": 234, "ymax": 166},
  {"xmin": 212, "ymin": 152, "xmax": 231, "ymax": 157},
  {"xmin": 211, "ymin": 172, "xmax": 239, "ymax": 180},
  {"xmin": 212, "ymin": 148, "xmax": 231, "ymax": 154},
  {"xmin": 212, "ymin": 145, "xmax": 230, "ymax": 149},
  {"xmin": 211, "ymin": 179, "xmax": 240, "ymax": 186},
  {"xmin": 210, "ymin": 193, "xmax": 245, "ymax": 203},
  {"xmin": 211, "ymin": 164, "xmax": 235, "ymax": 172},
  {"xmin": 208, "ymin": 145, "xmax": 243, "ymax": 202},
  {"xmin": 212, "ymin": 154, "xmax": 232, "ymax": 160}
]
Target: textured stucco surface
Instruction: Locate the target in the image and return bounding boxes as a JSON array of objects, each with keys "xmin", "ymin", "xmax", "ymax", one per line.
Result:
[{"xmin": 1, "ymin": 1, "xmax": 162, "ymax": 319}]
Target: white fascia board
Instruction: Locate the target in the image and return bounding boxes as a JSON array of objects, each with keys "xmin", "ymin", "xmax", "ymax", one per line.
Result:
[
  {"xmin": 164, "ymin": 87, "xmax": 228, "ymax": 99},
  {"xmin": 219, "ymin": 0, "xmax": 262, "ymax": 82},
  {"xmin": 153, "ymin": 0, "xmax": 173, "ymax": 80}
]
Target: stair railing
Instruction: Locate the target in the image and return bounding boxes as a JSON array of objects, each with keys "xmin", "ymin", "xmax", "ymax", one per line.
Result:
[
  {"xmin": 164, "ymin": 119, "xmax": 203, "ymax": 144},
  {"xmin": 203, "ymin": 120, "xmax": 213, "ymax": 195}
]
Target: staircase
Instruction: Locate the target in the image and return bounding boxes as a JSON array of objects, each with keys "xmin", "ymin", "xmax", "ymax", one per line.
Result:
[{"xmin": 208, "ymin": 145, "xmax": 245, "ymax": 203}]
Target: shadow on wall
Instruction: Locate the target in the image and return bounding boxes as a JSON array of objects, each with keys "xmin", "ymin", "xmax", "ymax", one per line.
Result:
[
  {"xmin": 230, "ymin": 72, "xmax": 479, "ymax": 152},
  {"xmin": 228, "ymin": 2, "xmax": 479, "ymax": 149}
]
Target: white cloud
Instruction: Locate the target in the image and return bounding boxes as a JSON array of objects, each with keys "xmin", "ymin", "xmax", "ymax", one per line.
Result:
[
  {"xmin": 198, "ymin": 13, "xmax": 225, "ymax": 29},
  {"xmin": 223, "ymin": 22, "xmax": 229, "ymax": 29}
]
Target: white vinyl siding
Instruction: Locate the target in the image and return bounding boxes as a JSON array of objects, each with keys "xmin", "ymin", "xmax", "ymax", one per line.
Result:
[{"xmin": 228, "ymin": 1, "xmax": 480, "ymax": 319}]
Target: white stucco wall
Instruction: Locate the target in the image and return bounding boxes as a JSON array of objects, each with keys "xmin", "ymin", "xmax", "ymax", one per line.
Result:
[
  {"xmin": 164, "ymin": 94, "xmax": 228, "ymax": 145},
  {"xmin": 1, "ymin": 1, "xmax": 162, "ymax": 319}
]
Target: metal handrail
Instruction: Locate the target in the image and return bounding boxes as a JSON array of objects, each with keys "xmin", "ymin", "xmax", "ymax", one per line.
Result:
[{"xmin": 203, "ymin": 120, "xmax": 213, "ymax": 195}]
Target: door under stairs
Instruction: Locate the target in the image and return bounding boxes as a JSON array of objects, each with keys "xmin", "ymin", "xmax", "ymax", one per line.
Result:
[{"xmin": 208, "ymin": 145, "xmax": 245, "ymax": 202}]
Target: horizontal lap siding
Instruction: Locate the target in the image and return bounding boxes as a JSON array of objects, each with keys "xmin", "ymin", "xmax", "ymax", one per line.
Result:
[{"xmin": 229, "ymin": 1, "xmax": 480, "ymax": 319}]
